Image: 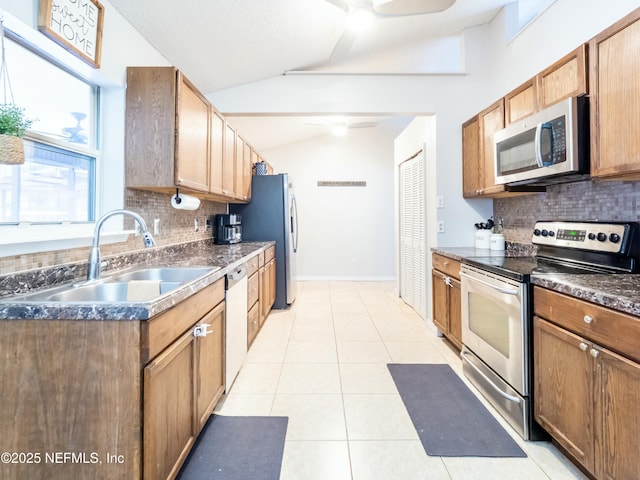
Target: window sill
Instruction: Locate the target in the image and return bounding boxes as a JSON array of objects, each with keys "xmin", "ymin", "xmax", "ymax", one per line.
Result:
[{"xmin": 0, "ymin": 224, "xmax": 131, "ymax": 257}]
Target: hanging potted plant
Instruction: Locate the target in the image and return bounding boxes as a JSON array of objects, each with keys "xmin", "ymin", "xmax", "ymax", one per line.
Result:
[{"xmin": 0, "ymin": 103, "xmax": 33, "ymax": 165}]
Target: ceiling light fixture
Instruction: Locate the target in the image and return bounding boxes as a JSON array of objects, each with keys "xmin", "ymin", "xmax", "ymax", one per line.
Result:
[
  {"xmin": 332, "ymin": 123, "xmax": 348, "ymax": 136},
  {"xmin": 345, "ymin": 8, "xmax": 373, "ymax": 31}
]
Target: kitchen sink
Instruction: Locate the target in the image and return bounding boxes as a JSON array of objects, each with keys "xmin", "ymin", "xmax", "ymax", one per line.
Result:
[
  {"xmin": 9, "ymin": 266, "xmax": 220, "ymax": 304},
  {"xmin": 107, "ymin": 267, "xmax": 217, "ymax": 284}
]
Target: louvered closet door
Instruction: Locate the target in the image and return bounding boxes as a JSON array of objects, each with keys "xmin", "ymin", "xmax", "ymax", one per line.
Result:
[{"xmin": 399, "ymin": 152, "xmax": 426, "ymax": 318}]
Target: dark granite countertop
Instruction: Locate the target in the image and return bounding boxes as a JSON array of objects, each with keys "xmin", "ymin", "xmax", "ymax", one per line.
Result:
[
  {"xmin": 432, "ymin": 245, "xmax": 640, "ymax": 317},
  {"xmin": 531, "ymin": 274, "xmax": 640, "ymax": 317},
  {"xmin": 0, "ymin": 240, "xmax": 273, "ymax": 321}
]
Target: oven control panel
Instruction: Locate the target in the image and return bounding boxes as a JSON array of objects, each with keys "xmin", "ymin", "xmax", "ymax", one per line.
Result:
[{"xmin": 532, "ymin": 221, "xmax": 630, "ymax": 253}]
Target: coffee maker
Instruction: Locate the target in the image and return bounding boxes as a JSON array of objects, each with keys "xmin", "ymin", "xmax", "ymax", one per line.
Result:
[{"xmin": 213, "ymin": 214, "xmax": 242, "ymax": 245}]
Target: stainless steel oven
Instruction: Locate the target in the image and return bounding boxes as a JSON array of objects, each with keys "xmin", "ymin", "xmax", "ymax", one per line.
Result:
[
  {"xmin": 460, "ymin": 264, "xmax": 531, "ymax": 439},
  {"xmin": 459, "ymin": 220, "xmax": 640, "ymax": 441}
]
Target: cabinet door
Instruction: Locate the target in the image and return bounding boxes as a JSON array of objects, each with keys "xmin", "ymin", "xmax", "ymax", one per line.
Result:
[
  {"xmin": 594, "ymin": 346, "xmax": 640, "ymax": 480},
  {"xmin": 447, "ymin": 276, "xmax": 462, "ymax": 350},
  {"xmin": 195, "ymin": 302, "xmax": 225, "ymax": 433},
  {"xmin": 538, "ymin": 44, "xmax": 588, "ymax": 109},
  {"xmin": 590, "ymin": 9, "xmax": 640, "ymax": 178},
  {"xmin": 431, "ymin": 269, "xmax": 448, "ymax": 333},
  {"xmin": 144, "ymin": 330, "xmax": 196, "ymax": 480},
  {"xmin": 243, "ymin": 143, "xmax": 253, "ymax": 200},
  {"xmin": 223, "ymin": 122, "xmax": 236, "ymax": 196},
  {"xmin": 247, "ymin": 302, "xmax": 260, "ymax": 348},
  {"xmin": 235, "ymin": 134, "xmax": 246, "ymax": 200},
  {"xmin": 505, "ymin": 79, "xmax": 537, "ymax": 124},
  {"xmin": 479, "ymin": 99, "xmax": 508, "ymax": 196},
  {"xmin": 268, "ymin": 259, "xmax": 276, "ymax": 310},
  {"xmin": 209, "ymin": 110, "xmax": 225, "ymax": 196},
  {"xmin": 462, "ymin": 116, "xmax": 482, "ymax": 197},
  {"xmin": 175, "ymin": 74, "xmax": 210, "ymax": 192},
  {"xmin": 258, "ymin": 265, "xmax": 267, "ymax": 326},
  {"xmin": 533, "ymin": 317, "xmax": 594, "ymax": 472}
]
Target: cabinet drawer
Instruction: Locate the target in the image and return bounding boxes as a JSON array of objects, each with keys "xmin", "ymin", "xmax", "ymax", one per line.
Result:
[
  {"xmin": 432, "ymin": 253, "xmax": 461, "ymax": 279},
  {"xmin": 265, "ymin": 245, "xmax": 275, "ymax": 262},
  {"xmin": 247, "ymin": 272, "xmax": 259, "ymax": 309},
  {"xmin": 144, "ymin": 278, "xmax": 225, "ymax": 362},
  {"xmin": 534, "ymin": 286, "xmax": 640, "ymax": 363},
  {"xmin": 247, "ymin": 254, "xmax": 259, "ymax": 276}
]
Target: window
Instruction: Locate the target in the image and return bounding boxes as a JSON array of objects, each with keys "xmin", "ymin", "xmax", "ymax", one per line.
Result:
[{"xmin": 0, "ymin": 34, "xmax": 98, "ymax": 225}]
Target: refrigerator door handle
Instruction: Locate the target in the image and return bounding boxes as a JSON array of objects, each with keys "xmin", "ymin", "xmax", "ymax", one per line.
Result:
[{"xmin": 291, "ymin": 195, "xmax": 299, "ymax": 253}]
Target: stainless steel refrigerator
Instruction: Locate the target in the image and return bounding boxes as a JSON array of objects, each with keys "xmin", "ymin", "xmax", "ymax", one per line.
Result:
[{"xmin": 230, "ymin": 174, "xmax": 298, "ymax": 308}]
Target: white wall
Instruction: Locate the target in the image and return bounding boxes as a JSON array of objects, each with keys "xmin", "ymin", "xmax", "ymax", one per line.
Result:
[{"xmin": 265, "ymin": 125, "xmax": 397, "ymax": 280}]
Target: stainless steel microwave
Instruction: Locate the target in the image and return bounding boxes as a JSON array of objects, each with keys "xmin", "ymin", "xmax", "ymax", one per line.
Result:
[{"xmin": 494, "ymin": 96, "xmax": 590, "ymax": 186}]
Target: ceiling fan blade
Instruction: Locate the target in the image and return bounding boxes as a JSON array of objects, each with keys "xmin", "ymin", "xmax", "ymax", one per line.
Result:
[
  {"xmin": 324, "ymin": 0, "xmax": 350, "ymax": 12},
  {"xmin": 373, "ymin": 0, "xmax": 455, "ymax": 16},
  {"xmin": 329, "ymin": 27, "xmax": 357, "ymax": 62}
]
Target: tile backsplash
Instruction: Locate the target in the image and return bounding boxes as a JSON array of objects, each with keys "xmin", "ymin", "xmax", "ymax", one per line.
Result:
[
  {"xmin": 494, "ymin": 179, "xmax": 640, "ymax": 244},
  {"xmin": 0, "ymin": 189, "xmax": 227, "ymax": 275}
]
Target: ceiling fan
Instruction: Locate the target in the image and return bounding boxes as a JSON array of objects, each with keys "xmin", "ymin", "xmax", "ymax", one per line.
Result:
[{"xmin": 325, "ymin": 0, "xmax": 456, "ymax": 61}]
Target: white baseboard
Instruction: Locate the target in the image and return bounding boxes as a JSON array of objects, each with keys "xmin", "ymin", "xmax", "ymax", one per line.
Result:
[{"xmin": 296, "ymin": 276, "xmax": 395, "ymax": 282}]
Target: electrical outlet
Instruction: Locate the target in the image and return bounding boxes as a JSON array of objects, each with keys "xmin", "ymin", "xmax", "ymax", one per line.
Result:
[
  {"xmin": 437, "ymin": 221, "xmax": 445, "ymax": 233},
  {"xmin": 351, "ymin": 258, "xmax": 356, "ymax": 265},
  {"xmin": 436, "ymin": 196, "xmax": 444, "ymax": 208},
  {"xmin": 153, "ymin": 219, "xmax": 160, "ymax": 235},
  {"xmin": 194, "ymin": 219, "xmax": 200, "ymax": 232},
  {"xmin": 205, "ymin": 218, "xmax": 212, "ymax": 230}
]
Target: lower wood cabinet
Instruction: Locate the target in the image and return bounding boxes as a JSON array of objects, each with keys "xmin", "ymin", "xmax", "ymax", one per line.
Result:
[
  {"xmin": 0, "ymin": 277, "xmax": 225, "ymax": 480},
  {"xmin": 144, "ymin": 300, "xmax": 225, "ymax": 480},
  {"xmin": 247, "ymin": 246, "xmax": 276, "ymax": 347},
  {"xmin": 431, "ymin": 253, "xmax": 462, "ymax": 349},
  {"xmin": 259, "ymin": 246, "xmax": 276, "ymax": 327},
  {"xmin": 534, "ymin": 287, "xmax": 640, "ymax": 480}
]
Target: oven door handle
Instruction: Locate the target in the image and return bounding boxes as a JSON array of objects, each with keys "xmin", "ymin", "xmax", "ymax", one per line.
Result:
[
  {"xmin": 461, "ymin": 350, "xmax": 522, "ymax": 404},
  {"xmin": 460, "ymin": 271, "xmax": 520, "ymax": 296}
]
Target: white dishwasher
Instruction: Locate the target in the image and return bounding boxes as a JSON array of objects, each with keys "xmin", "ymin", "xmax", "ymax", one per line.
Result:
[{"xmin": 225, "ymin": 264, "xmax": 248, "ymax": 391}]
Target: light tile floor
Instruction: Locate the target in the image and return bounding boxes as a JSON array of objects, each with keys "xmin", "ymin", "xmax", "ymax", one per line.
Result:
[{"xmin": 214, "ymin": 281, "xmax": 588, "ymax": 480}]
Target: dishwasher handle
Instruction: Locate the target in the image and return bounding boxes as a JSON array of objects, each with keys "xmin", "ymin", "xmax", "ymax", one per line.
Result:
[{"xmin": 227, "ymin": 264, "xmax": 247, "ymax": 287}]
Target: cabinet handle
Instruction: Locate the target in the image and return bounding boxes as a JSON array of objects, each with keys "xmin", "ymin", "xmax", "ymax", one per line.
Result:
[
  {"xmin": 590, "ymin": 348, "xmax": 599, "ymax": 358},
  {"xmin": 193, "ymin": 323, "xmax": 212, "ymax": 337},
  {"xmin": 579, "ymin": 342, "xmax": 588, "ymax": 351},
  {"xmin": 583, "ymin": 315, "xmax": 594, "ymax": 324}
]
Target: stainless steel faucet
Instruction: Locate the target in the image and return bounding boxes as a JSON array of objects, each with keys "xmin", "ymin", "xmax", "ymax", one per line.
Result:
[{"xmin": 87, "ymin": 209, "xmax": 156, "ymax": 281}]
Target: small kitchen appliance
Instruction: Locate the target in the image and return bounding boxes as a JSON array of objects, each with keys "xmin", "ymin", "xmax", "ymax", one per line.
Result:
[
  {"xmin": 460, "ymin": 220, "xmax": 640, "ymax": 440},
  {"xmin": 213, "ymin": 214, "xmax": 242, "ymax": 245},
  {"xmin": 494, "ymin": 96, "xmax": 590, "ymax": 186}
]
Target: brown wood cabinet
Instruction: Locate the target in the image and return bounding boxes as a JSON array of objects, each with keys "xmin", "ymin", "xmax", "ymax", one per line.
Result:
[
  {"xmin": 461, "ymin": 116, "xmax": 482, "ymax": 197},
  {"xmin": 247, "ymin": 253, "xmax": 260, "ymax": 347},
  {"xmin": 144, "ymin": 298, "xmax": 225, "ymax": 480},
  {"xmin": 125, "ymin": 67, "xmax": 210, "ymax": 195},
  {"xmin": 477, "ymin": 99, "xmax": 508, "ymax": 197},
  {"xmin": 431, "ymin": 253, "xmax": 462, "ymax": 349},
  {"xmin": 125, "ymin": 66, "xmax": 252, "ymax": 203},
  {"xmin": 259, "ymin": 246, "xmax": 276, "ymax": 326},
  {"xmin": 589, "ymin": 8, "xmax": 640, "ymax": 179},
  {"xmin": 533, "ymin": 286, "xmax": 640, "ymax": 480},
  {"xmin": 505, "ymin": 45, "xmax": 588, "ymax": 124},
  {"xmin": 0, "ymin": 278, "xmax": 225, "ymax": 480},
  {"xmin": 209, "ymin": 109, "xmax": 225, "ymax": 196}
]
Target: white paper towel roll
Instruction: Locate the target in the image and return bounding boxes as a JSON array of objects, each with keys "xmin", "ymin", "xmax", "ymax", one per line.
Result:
[{"xmin": 171, "ymin": 193, "xmax": 200, "ymax": 210}]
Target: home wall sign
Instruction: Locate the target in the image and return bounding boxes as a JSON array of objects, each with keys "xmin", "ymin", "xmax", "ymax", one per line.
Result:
[
  {"xmin": 317, "ymin": 181, "xmax": 367, "ymax": 187},
  {"xmin": 38, "ymin": 0, "xmax": 104, "ymax": 68}
]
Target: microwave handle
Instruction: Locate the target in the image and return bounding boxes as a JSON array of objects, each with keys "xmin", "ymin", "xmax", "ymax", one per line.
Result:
[
  {"xmin": 534, "ymin": 122, "xmax": 554, "ymax": 166},
  {"xmin": 534, "ymin": 123, "xmax": 544, "ymax": 167}
]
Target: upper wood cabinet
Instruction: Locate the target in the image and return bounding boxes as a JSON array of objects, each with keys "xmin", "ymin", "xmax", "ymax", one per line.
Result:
[
  {"xmin": 209, "ymin": 109, "xmax": 225, "ymax": 196},
  {"xmin": 462, "ymin": 99, "xmax": 509, "ymax": 197},
  {"xmin": 590, "ymin": 8, "xmax": 640, "ymax": 179},
  {"xmin": 478, "ymin": 99, "xmax": 508, "ymax": 196},
  {"xmin": 126, "ymin": 66, "xmax": 257, "ymax": 202},
  {"xmin": 125, "ymin": 67, "xmax": 210, "ymax": 194},
  {"xmin": 462, "ymin": 116, "xmax": 482, "ymax": 197},
  {"xmin": 505, "ymin": 45, "xmax": 588, "ymax": 124},
  {"xmin": 223, "ymin": 121, "xmax": 236, "ymax": 198}
]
